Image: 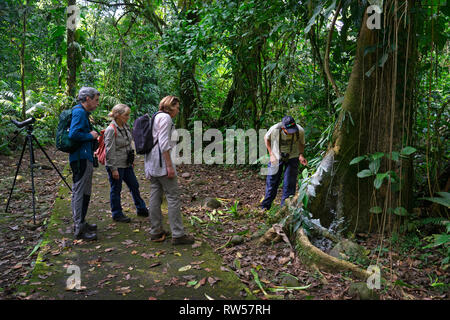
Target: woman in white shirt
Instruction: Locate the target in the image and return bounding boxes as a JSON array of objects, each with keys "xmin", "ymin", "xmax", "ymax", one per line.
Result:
[{"xmin": 144, "ymin": 96, "xmax": 194, "ymax": 245}]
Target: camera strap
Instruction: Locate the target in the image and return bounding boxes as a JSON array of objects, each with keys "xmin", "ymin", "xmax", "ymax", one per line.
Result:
[
  {"xmin": 117, "ymin": 125, "xmax": 133, "ymax": 153},
  {"xmin": 278, "ymin": 128, "xmax": 299, "ymax": 160}
]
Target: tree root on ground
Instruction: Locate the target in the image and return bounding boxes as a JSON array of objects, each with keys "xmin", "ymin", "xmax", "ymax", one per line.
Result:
[
  {"xmin": 258, "ymin": 223, "xmax": 370, "ymax": 280},
  {"xmin": 258, "ymin": 196, "xmax": 371, "ymax": 281},
  {"xmin": 295, "ymin": 228, "xmax": 371, "ymax": 281}
]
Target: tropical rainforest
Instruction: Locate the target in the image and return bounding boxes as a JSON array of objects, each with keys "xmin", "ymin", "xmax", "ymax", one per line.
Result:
[{"xmin": 0, "ymin": 0, "xmax": 448, "ymax": 301}]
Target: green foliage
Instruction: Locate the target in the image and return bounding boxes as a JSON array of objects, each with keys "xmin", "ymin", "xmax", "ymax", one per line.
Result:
[
  {"xmin": 265, "ymin": 205, "xmax": 281, "ymax": 225},
  {"xmin": 420, "ymin": 192, "xmax": 450, "ymax": 208},
  {"xmin": 351, "ymin": 147, "xmax": 416, "ymax": 192},
  {"xmin": 349, "ymin": 147, "xmax": 425, "ymax": 222},
  {"xmin": 286, "ymin": 166, "xmax": 315, "ymax": 236},
  {"xmin": 226, "ymin": 200, "xmax": 240, "ymax": 219},
  {"xmin": 424, "ymin": 231, "xmax": 450, "ymax": 266},
  {"xmin": 0, "ymin": 2, "xmax": 447, "ymax": 239}
]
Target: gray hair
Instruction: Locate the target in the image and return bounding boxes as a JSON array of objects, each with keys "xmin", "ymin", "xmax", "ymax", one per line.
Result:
[{"xmin": 77, "ymin": 87, "xmax": 100, "ymax": 102}]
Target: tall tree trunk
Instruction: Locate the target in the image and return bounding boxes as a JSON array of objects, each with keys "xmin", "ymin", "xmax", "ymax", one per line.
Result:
[
  {"xmin": 303, "ymin": 1, "xmax": 417, "ymax": 234},
  {"xmin": 176, "ymin": 8, "xmax": 199, "ymax": 129},
  {"xmin": 20, "ymin": 0, "xmax": 28, "ymax": 120},
  {"xmin": 66, "ymin": 0, "xmax": 77, "ymax": 98},
  {"xmin": 217, "ymin": 75, "xmax": 237, "ymax": 127},
  {"xmin": 178, "ymin": 62, "xmax": 198, "ymax": 129}
]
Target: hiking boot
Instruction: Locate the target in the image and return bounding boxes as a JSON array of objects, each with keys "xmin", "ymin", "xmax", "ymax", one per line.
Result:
[
  {"xmin": 73, "ymin": 222, "xmax": 97, "ymax": 233},
  {"xmin": 85, "ymin": 222, "xmax": 97, "ymax": 231},
  {"xmin": 172, "ymin": 234, "xmax": 195, "ymax": 245},
  {"xmin": 113, "ymin": 214, "xmax": 131, "ymax": 223},
  {"xmin": 137, "ymin": 207, "xmax": 149, "ymax": 217},
  {"xmin": 75, "ymin": 230, "xmax": 97, "ymax": 241},
  {"xmin": 150, "ymin": 231, "xmax": 167, "ymax": 242},
  {"xmin": 74, "ymin": 223, "xmax": 97, "ymax": 241}
]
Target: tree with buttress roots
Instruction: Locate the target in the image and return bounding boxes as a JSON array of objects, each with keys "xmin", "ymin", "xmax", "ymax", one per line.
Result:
[{"xmin": 299, "ymin": 0, "xmax": 418, "ymax": 235}]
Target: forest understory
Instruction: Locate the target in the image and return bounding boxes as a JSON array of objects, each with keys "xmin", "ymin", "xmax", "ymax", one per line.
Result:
[{"xmin": 0, "ymin": 146, "xmax": 447, "ymax": 300}]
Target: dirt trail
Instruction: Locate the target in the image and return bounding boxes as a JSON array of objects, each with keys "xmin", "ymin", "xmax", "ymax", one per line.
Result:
[{"xmin": 15, "ymin": 156, "xmax": 253, "ymax": 300}]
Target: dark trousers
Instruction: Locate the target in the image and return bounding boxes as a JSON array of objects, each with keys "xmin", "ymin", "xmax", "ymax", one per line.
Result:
[
  {"xmin": 107, "ymin": 167, "xmax": 146, "ymax": 218},
  {"xmin": 261, "ymin": 157, "xmax": 299, "ymax": 210}
]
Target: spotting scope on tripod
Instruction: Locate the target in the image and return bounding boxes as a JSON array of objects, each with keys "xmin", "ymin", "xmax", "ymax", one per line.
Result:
[{"xmin": 5, "ymin": 117, "xmax": 71, "ymax": 224}]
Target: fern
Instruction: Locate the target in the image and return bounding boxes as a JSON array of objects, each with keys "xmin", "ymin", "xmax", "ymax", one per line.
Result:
[
  {"xmin": 420, "ymin": 192, "xmax": 450, "ymax": 208},
  {"xmin": 0, "ymin": 90, "xmax": 16, "ymax": 100},
  {"xmin": 100, "ymin": 94, "xmax": 122, "ymax": 109},
  {"xmin": 0, "ymin": 99, "xmax": 16, "ymax": 108},
  {"xmin": 416, "ymin": 217, "xmax": 449, "ymax": 227}
]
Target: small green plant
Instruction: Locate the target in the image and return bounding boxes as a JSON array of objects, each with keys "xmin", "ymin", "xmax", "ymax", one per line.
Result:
[
  {"xmin": 350, "ymin": 147, "xmax": 416, "ymax": 190},
  {"xmin": 427, "ymin": 274, "xmax": 449, "ymax": 293},
  {"xmin": 422, "ymin": 222, "xmax": 450, "ymax": 267},
  {"xmin": 265, "ymin": 204, "xmax": 281, "ymax": 224},
  {"xmin": 189, "ymin": 215, "xmax": 204, "ymax": 227},
  {"xmin": 419, "ymin": 194, "xmax": 450, "ymax": 267},
  {"xmin": 227, "ymin": 200, "xmax": 240, "ymax": 219},
  {"xmin": 350, "ymin": 147, "xmax": 417, "ymax": 218},
  {"xmin": 205, "ymin": 210, "xmax": 220, "ymax": 223},
  {"xmin": 297, "ymin": 168, "xmax": 310, "ymax": 208}
]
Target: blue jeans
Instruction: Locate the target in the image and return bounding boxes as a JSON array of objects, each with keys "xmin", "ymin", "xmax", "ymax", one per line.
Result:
[
  {"xmin": 107, "ymin": 167, "xmax": 146, "ymax": 218},
  {"xmin": 261, "ymin": 157, "xmax": 299, "ymax": 210}
]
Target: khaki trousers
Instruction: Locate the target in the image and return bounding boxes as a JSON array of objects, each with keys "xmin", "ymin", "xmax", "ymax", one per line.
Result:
[{"xmin": 148, "ymin": 175, "xmax": 185, "ymax": 238}]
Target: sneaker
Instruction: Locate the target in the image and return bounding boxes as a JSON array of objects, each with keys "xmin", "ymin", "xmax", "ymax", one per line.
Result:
[
  {"xmin": 150, "ymin": 231, "xmax": 167, "ymax": 242},
  {"xmin": 137, "ymin": 207, "xmax": 149, "ymax": 217},
  {"xmin": 113, "ymin": 214, "xmax": 131, "ymax": 223},
  {"xmin": 172, "ymin": 234, "xmax": 195, "ymax": 245}
]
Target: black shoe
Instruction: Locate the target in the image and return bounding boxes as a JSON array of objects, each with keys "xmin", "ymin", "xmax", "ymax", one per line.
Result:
[
  {"xmin": 85, "ymin": 222, "xmax": 97, "ymax": 231},
  {"xmin": 172, "ymin": 234, "xmax": 195, "ymax": 245},
  {"xmin": 75, "ymin": 231, "xmax": 97, "ymax": 241},
  {"xmin": 113, "ymin": 215, "xmax": 131, "ymax": 223},
  {"xmin": 137, "ymin": 207, "xmax": 149, "ymax": 217}
]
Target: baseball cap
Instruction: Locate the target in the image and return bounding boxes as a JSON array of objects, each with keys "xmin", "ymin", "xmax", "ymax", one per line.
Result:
[{"xmin": 281, "ymin": 116, "xmax": 299, "ymax": 134}]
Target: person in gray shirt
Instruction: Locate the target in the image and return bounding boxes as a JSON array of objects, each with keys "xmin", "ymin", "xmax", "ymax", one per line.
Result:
[
  {"xmin": 104, "ymin": 104, "xmax": 148, "ymax": 223},
  {"xmin": 144, "ymin": 96, "xmax": 194, "ymax": 245}
]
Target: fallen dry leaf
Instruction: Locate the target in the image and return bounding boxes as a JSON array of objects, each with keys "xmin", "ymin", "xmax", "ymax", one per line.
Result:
[
  {"xmin": 178, "ymin": 265, "xmax": 192, "ymax": 272},
  {"xmin": 149, "ymin": 262, "xmax": 161, "ymax": 268},
  {"xmin": 194, "ymin": 277, "xmax": 207, "ymax": 289}
]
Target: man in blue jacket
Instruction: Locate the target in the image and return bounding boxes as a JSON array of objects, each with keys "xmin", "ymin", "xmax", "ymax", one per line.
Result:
[{"xmin": 69, "ymin": 87, "xmax": 100, "ymax": 241}]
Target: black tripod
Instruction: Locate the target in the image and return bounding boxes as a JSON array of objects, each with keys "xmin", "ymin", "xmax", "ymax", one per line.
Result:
[{"xmin": 5, "ymin": 117, "xmax": 72, "ymax": 225}]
